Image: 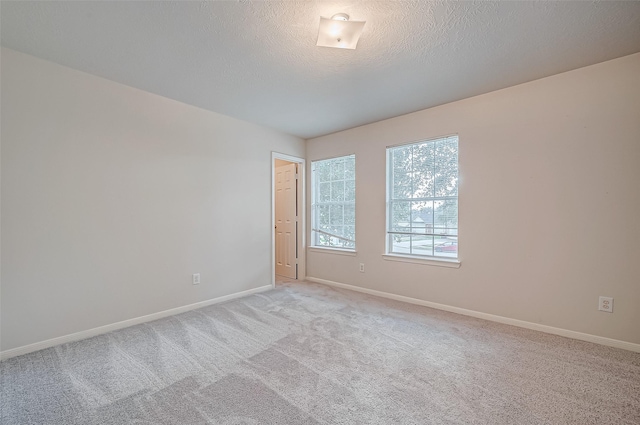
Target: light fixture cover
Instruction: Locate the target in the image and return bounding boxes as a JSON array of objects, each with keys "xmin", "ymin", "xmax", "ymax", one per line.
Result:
[{"xmin": 316, "ymin": 16, "xmax": 366, "ymax": 50}]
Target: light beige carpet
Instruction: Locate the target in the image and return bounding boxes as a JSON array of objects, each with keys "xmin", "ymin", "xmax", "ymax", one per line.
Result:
[{"xmin": 1, "ymin": 280, "xmax": 639, "ymax": 424}]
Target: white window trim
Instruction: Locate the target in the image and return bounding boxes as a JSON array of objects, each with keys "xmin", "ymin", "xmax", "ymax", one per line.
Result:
[
  {"xmin": 385, "ymin": 135, "xmax": 459, "ymax": 261},
  {"xmin": 382, "ymin": 253, "xmax": 460, "ymax": 268},
  {"xmin": 311, "ymin": 154, "xmax": 356, "ymax": 251},
  {"xmin": 308, "ymin": 246, "xmax": 357, "ymax": 256}
]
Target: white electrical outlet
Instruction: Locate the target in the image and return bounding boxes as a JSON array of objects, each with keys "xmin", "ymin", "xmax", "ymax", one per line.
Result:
[
  {"xmin": 598, "ymin": 296, "xmax": 613, "ymax": 313},
  {"xmin": 192, "ymin": 273, "xmax": 201, "ymax": 285},
  {"xmin": 359, "ymin": 263, "xmax": 365, "ymax": 273}
]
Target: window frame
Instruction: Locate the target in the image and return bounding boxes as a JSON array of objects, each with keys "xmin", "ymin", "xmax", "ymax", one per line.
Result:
[
  {"xmin": 310, "ymin": 154, "xmax": 356, "ymax": 251},
  {"xmin": 385, "ymin": 135, "xmax": 459, "ymax": 263}
]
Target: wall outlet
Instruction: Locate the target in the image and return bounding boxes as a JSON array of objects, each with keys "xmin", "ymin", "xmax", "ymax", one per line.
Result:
[
  {"xmin": 192, "ymin": 273, "xmax": 201, "ymax": 285},
  {"xmin": 598, "ymin": 296, "xmax": 613, "ymax": 313},
  {"xmin": 359, "ymin": 263, "xmax": 365, "ymax": 273}
]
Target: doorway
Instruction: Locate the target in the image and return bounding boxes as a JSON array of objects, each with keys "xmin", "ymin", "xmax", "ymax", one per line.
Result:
[{"xmin": 271, "ymin": 153, "xmax": 305, "ymax": 287}]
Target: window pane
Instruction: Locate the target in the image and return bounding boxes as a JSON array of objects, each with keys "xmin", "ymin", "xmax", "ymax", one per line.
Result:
[
  {"xmin": 391, "ymin": 147, "xmax": 412, "ymax": 198},
  {"xmin": 389, "ymin": 233, "xmax": 410, "ymax": 255},
  {"xmin": 392, "ymin": 146, "xmax": 412, "ymax": 171},
  {"xmin": 330, "ymin": 181, "xmax": 344, "ymax": 202},
  {"xmin": 344, "ymin": 157, "xmax": 355, "ymax": 179},
  {"xmin": 392, "ymin": 171, "xmax": 412, "ymax": 200},
  {"xmin": 329, "ymin": 204, "xmax": 343, "ymax": 225},
  {"xmin": 344, "ymin": 205, "xmax": 355, "ymax": 225},
  {"xmin": 434, "ymin": 199, "xmax": 457, "ymax": 236},
  {"xmin": 411, "ymin": 143, "xmax": 435, "ymax": 198},
  {"xmin": 435, "ymin": 138, "xmax": 458, "ymax": 197},
  {"xmin": 390, "ymin": 201, "xmax": 411, "ymax": 232},
  {"xmin": 345, "ymin": 179, "xmax": 355, "ymax": 201},
  {"xmin": 410, "ymin": 201, "xmax": 433, "ymax": 234},
  {"xmin": 331, "ymin": 160, "xmax": 344, "ymax": 181},
  {"xmin": 344, "ymin": 226, "xmax": 355, "ymax": 245},
  {"xmin": 319, "ymin": 182, "xmax": 331, "ymax": 202},
  {"xmin": 410, "ymin": 234, "xmax": 434, "ymax": 256},
  {"xmin": 434, "ymin": 236, "xmax": 457, "ymax": 258},
  {"xmin": 318, "ymin": 205, "xmax": 330, "ymax": 226},
  {"xmin": 317, "ymin": 162, "xmax": 331, "ymax": 182}
]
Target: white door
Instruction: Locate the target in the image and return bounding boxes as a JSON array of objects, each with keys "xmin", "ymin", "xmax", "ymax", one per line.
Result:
[{"xmin": 275, "ymin": 163, "xmax": 297, "ymax": 278}]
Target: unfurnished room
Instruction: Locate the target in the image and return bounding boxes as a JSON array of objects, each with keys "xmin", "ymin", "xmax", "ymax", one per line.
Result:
[{"xmin": 1, "ymin": 1, "xmax": 639, "ymax": 424}]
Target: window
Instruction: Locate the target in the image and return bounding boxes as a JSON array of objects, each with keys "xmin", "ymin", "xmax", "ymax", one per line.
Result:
[
  {"xmin": 386, "ymin": 136, "xmax": 458, "ymax": 259},
  {"xmin": 311, "ymin": 155, "xmax": 355, "ymax": 250}
]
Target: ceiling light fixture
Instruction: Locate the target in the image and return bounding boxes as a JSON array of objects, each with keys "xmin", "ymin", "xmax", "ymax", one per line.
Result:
[{"xmin": 316, "ymin": 13, "xmax": 366, "ymax": 50}]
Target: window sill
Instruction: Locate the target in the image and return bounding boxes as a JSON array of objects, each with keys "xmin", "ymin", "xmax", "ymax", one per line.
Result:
[
  {"xmin": 308, "ymin": 247, "xmax": 357, "ymax": 256},
  {"xmin": 382, "ymin": 254, "xmax": 461, "ymax": 268}
]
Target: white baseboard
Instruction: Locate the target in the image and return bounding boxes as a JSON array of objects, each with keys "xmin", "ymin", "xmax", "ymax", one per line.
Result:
[
  {"xmin": 0, "ymin": 284, "xmax": 273, "ymax": 361},
  {"xmin": 306, "ymin": 277, "xmax": 640, "ymax": 353}
]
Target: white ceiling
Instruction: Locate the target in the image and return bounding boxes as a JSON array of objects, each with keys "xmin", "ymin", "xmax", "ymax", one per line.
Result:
[{"xmin": 2, "ymin": 1, "xmax": 639, "ymax": 139}]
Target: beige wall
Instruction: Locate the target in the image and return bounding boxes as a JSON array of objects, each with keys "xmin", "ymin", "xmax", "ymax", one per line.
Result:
[
  {"xmin": 0, "ymin": 48, "xmax": 305, "ymax": 351},
  {"xmin": 306, "ymin": 53, "xmax": 640, "ymax": 345}
]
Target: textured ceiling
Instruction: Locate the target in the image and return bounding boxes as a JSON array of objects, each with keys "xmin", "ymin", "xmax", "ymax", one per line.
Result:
[{"xmin": 1, "ymin": 1, "xmax": 640, "ymax": 139}]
